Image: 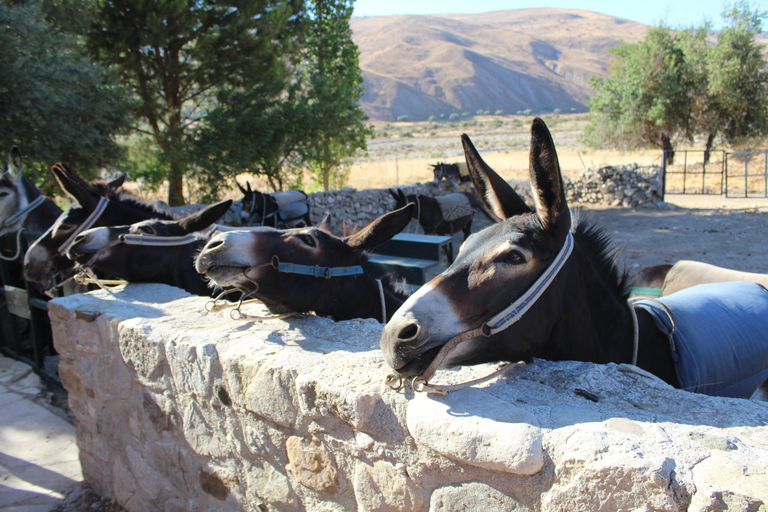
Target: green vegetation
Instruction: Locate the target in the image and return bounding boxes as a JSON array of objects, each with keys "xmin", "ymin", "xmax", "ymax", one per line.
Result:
[
  {"xmin": 585, "ymin": 1, "xmax": 768, "ymax": 162},
  {"xmin": 0, "ymin": 2, "xmax": 131, "ymax": 191}
]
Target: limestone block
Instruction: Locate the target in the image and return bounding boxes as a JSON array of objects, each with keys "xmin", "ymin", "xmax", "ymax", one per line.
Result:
[
  {"xmin": 429, "ymin": 482, "xmax": 526, "ymax": 511},
  {"xmin": 689, "ymin": 453, "xmax": 768, "ymax": 511},
  {"xmin": 543, "ymin": 429, "xmax": 679, "ymax": 511},
  {"xmin": 353, "ymin": 460, "xmax": 424, "ymax": 512},
  {"xmin": 285, "ymin": 436, "xmax": 340, "ymax": 494},
  {"xmin": 406, "ymin": 388, "xmax": 544, "ymax": 475},
  {"xmin": 245, "ymin": 461, "xmax": 299, "ymax": 510}
]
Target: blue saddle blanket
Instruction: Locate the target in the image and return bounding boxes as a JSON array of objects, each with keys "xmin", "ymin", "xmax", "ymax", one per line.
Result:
[{"xmin": 634, "ymin": 281, "xmax": 768, "ymax": 398}]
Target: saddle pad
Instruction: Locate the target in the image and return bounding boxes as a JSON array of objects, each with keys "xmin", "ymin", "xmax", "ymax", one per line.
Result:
[
  {"xmin": 662, "ymin": 259, "xmax": 768, "ymax": 296},
  {"xmin": 271, "ymin": 190, "xmax": 307, "ymax": 208},
  {"xmin": 634, "ymin": 281, "xmax": 768, "ymax": 398},
  {"xmin": 277, "ymin": 200, "xmax": 309, "ymax": 221},
  {"xmin": 434, "ymin": 193, "xmax": 473, "ymax": 222}
]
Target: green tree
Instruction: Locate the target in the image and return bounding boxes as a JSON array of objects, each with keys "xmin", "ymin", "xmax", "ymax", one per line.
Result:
[
  {"xmin": 585, "ymin": 26, "xmax": 695, "ymax": 162},
  {"xmin": 87, "ymin": 0, "xmax": 303, "ymax": 205},
  {"xmin": 192, "ymin": 78, "xmax": 310, "ymax": 199},
  {"xmin": 192, "ymin": 0, "xmax": 370, "ymax": 196},
  {"xmin": 0, "ymin": 1, "xmax": 131, "ymax": 187},
  {"xmin": 298, "ymin": 0, "xmax": 370, "ymax": 192},
  {"xmin": 706, "ymin": 3, "xmax": 768, "ymax": 147}
]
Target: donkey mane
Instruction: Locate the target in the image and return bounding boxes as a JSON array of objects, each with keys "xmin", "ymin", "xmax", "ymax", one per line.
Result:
[
  {"xmin": 572, "ymin": 213, "xmax": 630, "ymax": 301},
  {"xmin": 105, "ymin": 187, "xmax": 173, "ymax": 219}
]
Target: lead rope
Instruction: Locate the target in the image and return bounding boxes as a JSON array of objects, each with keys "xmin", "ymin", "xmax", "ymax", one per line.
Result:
[
  {"xmin": 0, "ymin": 229, "xmax": 23, "ymax": 261},
  {"xmin": 376, "ymin": 279, "xmax": 387, "ymax": 323},
  {"xmin": 628, "ymin": 300, "xmax": 639, "ymax": 366}
]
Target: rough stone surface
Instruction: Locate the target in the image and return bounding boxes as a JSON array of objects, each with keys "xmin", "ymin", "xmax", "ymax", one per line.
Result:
[
  {"xmin": 565, "ymin": 164, "xmax": 663, "ymax": 207},
  {"xmin": 49, "ymin": 284, "xmax": 768, "ymax": 512}
]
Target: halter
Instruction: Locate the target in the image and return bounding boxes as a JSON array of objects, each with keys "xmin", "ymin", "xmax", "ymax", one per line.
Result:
[
  {"xmin": 1, "ymin": 194, "xmax": 46, "ymax": 230},
  {"xmin": 274, "ymin": 259, "xmax": 365, "ymax": 279},
  {"xmin": 0, "ymin": 195, "xmax": 47, "ymax": 261},
  {"xmin": 57, "ymin": 196, "xmax": 109, "ymax": 255}
]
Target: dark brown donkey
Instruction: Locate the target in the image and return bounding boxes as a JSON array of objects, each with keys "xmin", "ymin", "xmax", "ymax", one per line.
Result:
[
  {"xmin": 195, "ymin": 204, "xmax": 416, "ymax": 322},
  {"xmin": 64, "ymin": 200, "xmax": 233, "ymax": 296},
  {"xmin": 24, "ymin": 163, "xmax": 173, "ymax": 289},
  {"xmin": 381, "ymin": 118, "xmax": 768, "ymax": 399}
]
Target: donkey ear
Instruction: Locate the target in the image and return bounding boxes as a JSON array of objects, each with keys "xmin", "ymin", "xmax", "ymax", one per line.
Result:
[
  {"xmin": 246, "ymin": 182, "xmax": 252, "ymax": 193},
  {"xmin": 107, "ymin": 172, "xmax": 126, "ymax": 190},
  {"xmin": 317, "ymin": 211, "xmax": 332, "ymax": 232},
  {"xmin": 388, "ymin": 188, "xmax": 399, "ymax": 202},
  {"xmin": 52, "ymin": 163, "xmax": 101, "ymax": 210},
  {"xmin": 344, "ymin": 203, "xmax": 415, "ymax": 252},
  {"xmin": 528, "ymin": 118, "xmax": 570, "ymax": 237},
  {"xmin": 8, "ymin": 146, "xmax": 22, "ymax": 177},
  {"xmin": 178, "ymin": 200, "xmax": 233, "ymax": 233},
  {"xmin": 462, "ymin": 134, "xmax": 531, "ymax": 221},
  {"xmin": 237, "ymin": 182, "xmax": 247, "ymax": 195}
]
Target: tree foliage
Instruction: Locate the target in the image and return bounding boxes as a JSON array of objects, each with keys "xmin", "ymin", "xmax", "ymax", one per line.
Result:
[
  {"xmin": 0, "ymin": 1, "xmax": 131, "ymax": 189},
  {"xmin": 584, "ymin": 26, "xmax": 695, "ymax": 156},
  {"xmin": 298, "ymin": 0, "xmax": 370, "ymax": 192},
  {"xmin": 585, "ymin": 2, "xmax": 768, "ymax": 157},
  {"xmin": 87, "ymin": 0, "xmax": 305, "ymax": 205},
  {"xmin": 192, "ymin": 0, "xmax": 370, "ymax": 198}
]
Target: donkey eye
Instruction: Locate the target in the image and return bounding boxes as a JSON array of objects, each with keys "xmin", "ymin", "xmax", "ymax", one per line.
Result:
[
  {"xmin": 501, "ymin": 250, "xmax": 525, "ymax": 265},
  {"xmin": 298, "ymin": 234, "xmax": 315, "ymax": 247},
  {"xmin": 0, "ymin": 191, "xmax": 8, "ymax": 198}
]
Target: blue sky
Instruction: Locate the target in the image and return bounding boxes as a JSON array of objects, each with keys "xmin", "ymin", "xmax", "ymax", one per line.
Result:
[{"xmin": 352, "ymin": 0, "xmax": 742, "ymax": 30}]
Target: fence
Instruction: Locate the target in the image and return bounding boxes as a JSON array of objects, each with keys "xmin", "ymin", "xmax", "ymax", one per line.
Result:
[
  {"xmin": 0, "ymin": 231, "xmax": 58, "ymax": 382},
  {"xmin": 663, "ymin": 149, "xmax": 768, "ymax": 197}
]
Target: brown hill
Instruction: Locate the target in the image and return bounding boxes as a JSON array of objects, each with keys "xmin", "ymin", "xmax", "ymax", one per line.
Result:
[{"xmin": 350, "ymin": 8, "xmax": 649, "ymax": 121}]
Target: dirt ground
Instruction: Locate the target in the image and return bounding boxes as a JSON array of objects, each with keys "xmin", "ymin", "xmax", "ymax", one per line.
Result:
[{"xmin": 588, "ymin": 195, "xmax": 768, "ymax": 276}]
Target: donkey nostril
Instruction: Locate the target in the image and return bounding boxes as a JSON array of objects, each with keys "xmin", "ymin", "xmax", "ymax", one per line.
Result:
[
  {"xmin": 397, "ymin": 323, "xmax": 420, "ymax": 342},
  {"xmin": 206, "ymin": 239, "xmax": 224, "ymax": 250}
]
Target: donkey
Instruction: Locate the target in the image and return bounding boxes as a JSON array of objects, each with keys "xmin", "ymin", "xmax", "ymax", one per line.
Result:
[
  {"xmin": 431, "ymin": 162, "xmax": 470, "ymax": 191},
  {"xmin": 64, "ymin": 200, "xmax": 233, "ymax": 296},
  {"xmin": 0, "ymin": 147, "xmax": 62, "ymax": 258},
  {"xmin": 628, "ymin": 260, "xmax": 768, "ymax": 297},
  {"xmin": 195, "ymin": 204, "xmax": 416, "ymax": 322},
  {"xmin": 237, "ymin": 182, "xmax": 310, "ymax": 228},
  {"xmin": 24, "ymin": 163, "xmax": 174, "ymax": 289},
  {"xmin": 389, "ymin": 188, "xmax": 488, "ymax": 241},
  {"xmin": 381, "ymin": 118, "xmax": 768, "ymax": 399}
]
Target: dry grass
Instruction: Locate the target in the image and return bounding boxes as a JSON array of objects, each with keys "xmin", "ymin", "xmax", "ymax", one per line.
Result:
[{"xmin": 348, "ymin": 114, "xmax": 664, "ymax": 189}]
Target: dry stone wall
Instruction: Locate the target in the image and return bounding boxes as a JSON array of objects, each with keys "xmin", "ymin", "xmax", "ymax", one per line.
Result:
[
  {"xmin": 49, "ymin": 284, "xmax": 768, "ymax": 512},
  {"xmin": 565, "ymin": 164, "xmax": 664, "ymax": 207},
  {"xmin": 305, "ymin": 165, "xmax": 661, "ymax": 234}
]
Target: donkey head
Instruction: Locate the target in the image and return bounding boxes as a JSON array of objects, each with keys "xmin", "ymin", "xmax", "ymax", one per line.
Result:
[
  {"xmin": 381, "ymin": 118, "xmax": 571, "ymax": 377},
  {"xmin": 195, "ymin": 204, "xmax": 415, "ymax": 318}
]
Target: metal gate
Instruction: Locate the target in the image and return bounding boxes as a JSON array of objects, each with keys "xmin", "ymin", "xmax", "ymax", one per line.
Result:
[
  {"xmin": 0, "ymin": 231, "xmax": 58, "ymax": 382},
  {"xmin": 663, "ymin": 149, "xmax": 768, "ymax": 197}
]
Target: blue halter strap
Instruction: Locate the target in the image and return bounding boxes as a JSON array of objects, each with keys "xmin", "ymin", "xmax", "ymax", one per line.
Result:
[{"xmin": 275, "ymin": 260, "xmax": 365, "ymax": 279}]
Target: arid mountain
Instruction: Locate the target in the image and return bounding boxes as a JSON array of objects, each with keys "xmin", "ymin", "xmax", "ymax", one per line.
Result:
[{"xmin": 350, "ymin": 8, "xmax": 649, "ymax": 121}]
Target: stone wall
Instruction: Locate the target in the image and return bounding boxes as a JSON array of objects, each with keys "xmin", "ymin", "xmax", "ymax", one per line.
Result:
[
  {"xmin": 49, "ymin": 284, "xmax": 768, "ymax": 512},
  {"xmin": 565, "ymin": 164, "xmax": 663, "ymax": 208},
  {"xmin": 304, "ymin": 165, "xmax": 660, "ymax": 234},
  {"xmin": 307, "ymin": 181, "xmax": 450, "ymax": 232}
]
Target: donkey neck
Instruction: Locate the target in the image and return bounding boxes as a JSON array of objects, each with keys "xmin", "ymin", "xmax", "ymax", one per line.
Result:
[
  {"xmin": 544, "ymin": 249, "xmax": 636, "ymax": 365},
  {"xmin": 320, "ymin": 273, "xmax": 403, "ymax": 322}
]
